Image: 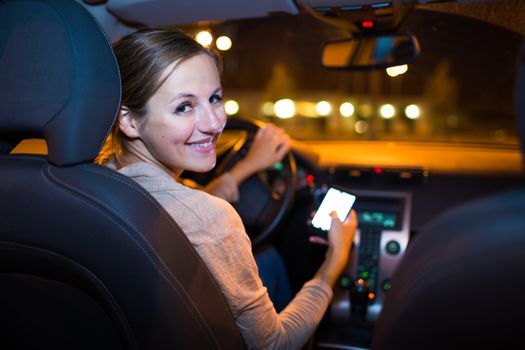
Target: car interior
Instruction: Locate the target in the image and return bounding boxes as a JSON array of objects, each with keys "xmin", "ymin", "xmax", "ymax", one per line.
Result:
[{"xmin": 1, "ymin": 0, "xmax": 524, "ymax": 349}]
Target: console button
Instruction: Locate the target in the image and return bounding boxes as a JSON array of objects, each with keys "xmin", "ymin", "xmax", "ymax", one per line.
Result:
[
  {"xmin": 382, "ymin": 279, "xmax": 392, "ymax": 292},
  {"xmin": 338, "ymin": 275, "xmax": 353, "ymax": 289},
  {"xmin": 385, "ymin": 240, "xmax": 401, "ymax": 255}
]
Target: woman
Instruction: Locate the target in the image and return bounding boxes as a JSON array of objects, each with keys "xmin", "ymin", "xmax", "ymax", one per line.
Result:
[{"xmin": 97, "ymin": 28, "xmax": 357, "ymax": 349}]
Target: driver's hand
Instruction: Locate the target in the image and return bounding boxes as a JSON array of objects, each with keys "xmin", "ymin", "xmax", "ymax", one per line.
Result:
[
  {"xmin": 243, "ymin": 124, "xmax": 291, "ymax": 174},
  {"xmin": 327, "ymin": 210, "xmax": 357, "ymax": 259},
  {"xmin": 225, "ymin": 124, "xmax": 291, "ymax": 195},
  {"xmin": 313, "ymin": 210, "xmax": 358, "ymax": 287}
]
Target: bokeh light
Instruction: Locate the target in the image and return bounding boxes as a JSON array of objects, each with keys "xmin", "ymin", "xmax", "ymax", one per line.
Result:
[
  {"xmin": 262, "ymin": 101, "xmax": 274, "ymax": 116},
  {"xmin": 216, "ymin": 35, "xmax": 232, "ymax": 51},
  {"xmin": 340, "ymin": 102, "xmax": 355, "ymax": 118},
  {"xmin": 355, "ymin": 120, "xmax": 369, "ymax": 134},
  {"xmin": 405, "ymin": 104, "xmax": 421, "ymax": 120},
  {"xmin": 380, "ymin": 104, "xmax": 396, "ymax": 119},
  {"xmin": 274, "ymin": 99, "xmax": 296, "ymax": 119},
  {"xmin": 224, "ymin": 100, "xmax": 239, "ymax": 115},
  {"xmin": 386, "ymin": 64, "xmax": 408, "ymax": 77},
  {"xmin": 195, "ymin": 30, "xmax": 213, "ymax": 47},
  {"xmin": 316, "ymin": 101, "xmax": 332, "ymax": 116},
  {"xmin": 358, "ymin": 104, "xmax": 373, "ymax": 118}
]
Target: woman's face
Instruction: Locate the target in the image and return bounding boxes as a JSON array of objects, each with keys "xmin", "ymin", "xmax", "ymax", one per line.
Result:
[{"xmin": 130, "ymin": 53, "xmax": 226, "ymax": 177}]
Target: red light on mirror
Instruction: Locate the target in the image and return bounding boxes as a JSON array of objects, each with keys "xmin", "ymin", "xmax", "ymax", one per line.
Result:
[{"xmin": 361, "ymin": 20, "xmax": 374, "ymax": 28}]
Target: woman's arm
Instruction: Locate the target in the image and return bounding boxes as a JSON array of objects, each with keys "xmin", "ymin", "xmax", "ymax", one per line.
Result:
[{"xmin": 197, "ymin": 200, "xmax": 357, "ymax": 349}]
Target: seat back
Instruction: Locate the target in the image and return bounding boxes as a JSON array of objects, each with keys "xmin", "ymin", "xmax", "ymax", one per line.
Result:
[
  {"xmin": 0, "ymin": 1, "xmax": 245, "ymax": 349},
  {"xmin": 371, "ymin": 37, "xmax": 525, "ymax": 350}
]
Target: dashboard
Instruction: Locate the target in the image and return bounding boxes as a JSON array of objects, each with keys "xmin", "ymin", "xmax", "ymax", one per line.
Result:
[{"xmin": 276, "ymin": 146, "xmax": 524, "ymax": 348}]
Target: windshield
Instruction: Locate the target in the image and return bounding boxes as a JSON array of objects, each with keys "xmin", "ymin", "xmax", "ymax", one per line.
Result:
[{"xmin": 183, "ymin": 3, "xmax": 523, "ymax": 146}]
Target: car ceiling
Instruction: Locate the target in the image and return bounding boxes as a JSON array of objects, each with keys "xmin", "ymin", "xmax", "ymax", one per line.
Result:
[
  {"xmin": 80, "ymin": 0, "xmax": 524, "ymax": 43},
  {"xmin": 78, "ymin": 0, "xmax": 300, "ymax": 42},
  {"xmin": 105, "ymin": 0, "xmax": 299, "ymax": 26}
]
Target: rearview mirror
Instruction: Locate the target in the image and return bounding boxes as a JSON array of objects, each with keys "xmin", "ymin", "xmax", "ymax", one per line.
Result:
[{"xmin": 321, "ymin": 33, "xmax": 420, "ymax": 70}]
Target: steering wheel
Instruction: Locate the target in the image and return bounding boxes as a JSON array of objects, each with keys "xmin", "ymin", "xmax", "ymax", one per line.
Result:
[{"xmin": 215, "ymin": 118, "xmax": 297, "ymax": 246}]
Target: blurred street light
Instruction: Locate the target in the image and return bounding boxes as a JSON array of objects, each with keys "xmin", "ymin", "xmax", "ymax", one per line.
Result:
[
  {"xmin": 340, "ymin": 102, "xmax": 355, "ymax": 117},
  {"xmin": 380, "ymin": 104, "xmax": 396, "ymax": 119},
  {"xmin": 274, "ymin": 99, "xmax": 296, "ymax": 119},
  {"xmin": 316, "ymin": 101, "xmax": 332, "ymax": 116},
  {"xmin": 262, "ymin": 101, "xmax": 274, "ymax": 116},
  {"xmin": 355, "ymin": 120, "xmax": 369, "ymax": 134},
  {"xmin": 196, "ymin": 30, "xmax": 213, "ymax": 47},
  {"xmin": 216, "ymin": 35, "xmax": 232, "ymax": 51},
  {"xmin": 405, "ymin": 104, "xmax": 421, "ymax": 119},
  {"xmin": 296, "ymin": 102, "xmax": 318, "ymax": 117},
  {"xmin": 358, "ymin": 104, "xmax": 373, "ymax": 118},
  {"xmin": 386, "ymin": 64, "xmax": 408, "ymax": 77},
  {"xmin": 224, "ymin": 100, "xmax": 239, "ymax": 115}
]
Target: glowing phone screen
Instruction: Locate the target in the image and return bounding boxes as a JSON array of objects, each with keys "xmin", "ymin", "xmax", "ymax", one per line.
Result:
[{"xmin": 311, "ymin": 188, "xmax": 356, "ymax": 231}]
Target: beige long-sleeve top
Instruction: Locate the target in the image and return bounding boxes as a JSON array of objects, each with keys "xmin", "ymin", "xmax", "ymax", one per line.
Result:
[{"xmin": 118, "ymin": 162, "xmax": 333, "ymax": 349}]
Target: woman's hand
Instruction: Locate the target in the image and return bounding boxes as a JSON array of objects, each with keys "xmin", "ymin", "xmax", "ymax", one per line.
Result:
[
  {"xmin": 314, "ymin": 210, "xmax": 358, "ymax": 287},
  {"xmin": 229, "ymin": 124, "xmax": 291, "ymax": 186},
  {"xmin": 327, "ymin": 210, "xmax": 357, "ymax": 260},
  {"xmin": 244, "ymin": 124, "xmax": 291, "ymax": 173}
]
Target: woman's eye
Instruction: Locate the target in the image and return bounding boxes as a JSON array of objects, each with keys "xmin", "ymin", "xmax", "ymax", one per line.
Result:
[
  {"xmin": 210, "ymin": 94, "xmax": 222, "ymax": 104},
  {"xmin": 175, "ymin": 102, "xmax": 193, "ymax": 115}
]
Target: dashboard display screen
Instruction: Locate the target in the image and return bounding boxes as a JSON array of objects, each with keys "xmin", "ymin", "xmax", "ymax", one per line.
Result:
[{"xmin": 358, "ymin": 211, "xmax": 397, "ymax": 229}]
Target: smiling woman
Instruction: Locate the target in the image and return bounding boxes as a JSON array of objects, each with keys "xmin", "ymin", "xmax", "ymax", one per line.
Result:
[
  {"xmin": 114, "ymin": 53, "xmax": 225, "ymax": 175},
  {"xmin": 96, "ymin": 28, "xmax": 225, "ymax": 175},
  {"xmin": 96, "ymin": 27, "xmax": 358, "ymax": 349}
]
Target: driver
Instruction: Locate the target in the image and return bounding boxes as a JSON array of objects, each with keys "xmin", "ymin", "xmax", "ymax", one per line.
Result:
[{"xmin": 96, "ymin": 28, "xmax": 357, "ymax": 349}]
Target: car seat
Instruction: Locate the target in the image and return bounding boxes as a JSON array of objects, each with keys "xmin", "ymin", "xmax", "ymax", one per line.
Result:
[
  {"xmin": 371, "ymin": 37, "xmax": 525, "ymax": 350},
  {"xmin": 0, "ymin": 0, "xmax": 245, "ymax": 349}
]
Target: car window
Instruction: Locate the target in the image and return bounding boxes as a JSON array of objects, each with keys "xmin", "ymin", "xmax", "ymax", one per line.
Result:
[{"xmin": 182, "ymin": 3, "xmax": 523, "ymax": 147}]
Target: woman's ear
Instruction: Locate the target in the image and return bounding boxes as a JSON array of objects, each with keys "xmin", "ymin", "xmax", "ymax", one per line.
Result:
[{"xmin": 118, "ymin": 106, "xmax": 140, "ymax": 138}]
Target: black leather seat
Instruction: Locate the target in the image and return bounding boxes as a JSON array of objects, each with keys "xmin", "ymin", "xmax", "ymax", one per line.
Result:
[
  {"xmin": 0, "ymin": 0, "xmax": 245, "ymax": 349},
  {"xmin": 371, "ymin": 39, "xmax": 525, "ymax": 350}
]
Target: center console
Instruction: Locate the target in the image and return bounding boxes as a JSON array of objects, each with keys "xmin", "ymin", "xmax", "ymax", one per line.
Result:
[{"xmin": 316, "ymin": 188, "xmax": 412, "ymax": 349}]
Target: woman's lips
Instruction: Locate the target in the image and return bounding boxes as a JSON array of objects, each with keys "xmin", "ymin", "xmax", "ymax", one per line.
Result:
[{"xmin": 186, "ymin": 137, "xmax": 216, "ymax": 153}]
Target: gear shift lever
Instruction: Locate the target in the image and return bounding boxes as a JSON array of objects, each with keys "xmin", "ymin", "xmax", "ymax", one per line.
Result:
[{"xmin": 350, "ymin": 277, "xmax": 369, "ymax": 322}]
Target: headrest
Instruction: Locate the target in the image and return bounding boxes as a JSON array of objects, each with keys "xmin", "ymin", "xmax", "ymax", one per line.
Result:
[
  {"xmin": 0, "ymin": 0, "xmax": 121, "ymax": 166},
  {"xmin": 516, "ymin": 36, "xmax": 525, "ymax": 159}
]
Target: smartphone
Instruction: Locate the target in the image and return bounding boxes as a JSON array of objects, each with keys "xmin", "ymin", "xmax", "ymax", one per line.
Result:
[{"xmin": 310, "ymin": 187, "xmax": 356, "ymax": 231}]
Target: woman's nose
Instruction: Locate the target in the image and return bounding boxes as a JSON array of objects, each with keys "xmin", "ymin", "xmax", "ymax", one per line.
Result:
[{"xmin": 198, "ymin": 106, "xmax": 224, "ymax": 134}]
